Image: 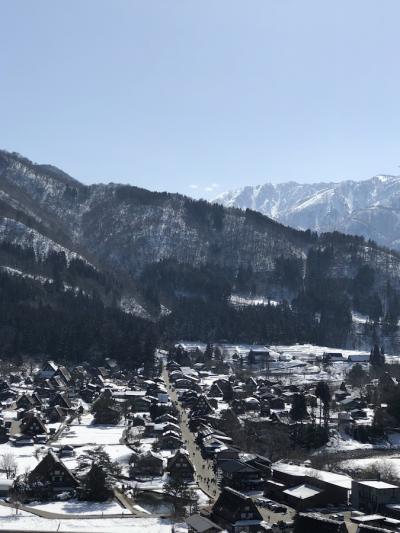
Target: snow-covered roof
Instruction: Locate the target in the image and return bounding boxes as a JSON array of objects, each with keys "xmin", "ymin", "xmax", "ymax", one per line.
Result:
[
  {"xmin": 273, "ymin": 462, "xmax": 352, "ymax": 489},
  {"xmin": 358, "ymin": 480, "xmax": 399, "ymax": 489},
  {"xmin": 113, "ymin": 390, "xmax": 146, "ymax": 397},
  {"xmin": 186, "ymin": 514, "xmax": 222, "ymax": 532},
  {"xmin": 283, "ymin": 484, "xmax": 322, "ymax": 500}
]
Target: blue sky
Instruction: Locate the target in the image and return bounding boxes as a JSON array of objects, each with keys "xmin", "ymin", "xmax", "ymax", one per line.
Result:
[{"xmin": 1, "ymin": 1, "xmax": 400, "ymax": 199}]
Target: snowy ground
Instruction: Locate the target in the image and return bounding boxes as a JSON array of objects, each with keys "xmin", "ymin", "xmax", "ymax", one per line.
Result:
[
  {"xmin": 0, "ymin": 503, "xmax": 171, "ymax": 532},
  {"xmin": 322, "ymin": 432, "xmax": 373, "ymax": 453},
  {"xmin": 57, "ymin": 414, "xmax": 125, "ymax": 446},
  {"xmin": 269, "ymin": 343, "xmax": 370, "ymax": 360},
  {"xmin": 340, "ymin": 455, "xmax": 400, "ymax": 477},
  {"xmin": 230, "ymin": 294, "xmax": 279, "ymax": 307},
  {"xmin": 0, "ymin": 441, "xmax": 39, "ymax": 475},
  {"xmin": 61, "ymin": 443, "xmax": 133, "ymax": 477},
  {"xmin": 320, "ymin": 429, "xmax": 400, "ymax": 454},
  {"xmin": 26, "ymin": 499, "xmax": 129, "ymax": 516},
  {"xmin": 352, "ymin": 312, "xmax": 369, "ymax": 324},
  {"xmin": 200, "ymin": 374, "xmax": 233, "ymax": 387}
]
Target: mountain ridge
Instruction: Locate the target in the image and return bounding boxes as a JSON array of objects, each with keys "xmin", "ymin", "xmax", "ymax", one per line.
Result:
[
  {"xmin": 214, "ymin": 175, "xmax": 400, "ymax": 250},
  {"xmin": 3, "ymin": 149, "xmax": 400, "ymax": 353}
]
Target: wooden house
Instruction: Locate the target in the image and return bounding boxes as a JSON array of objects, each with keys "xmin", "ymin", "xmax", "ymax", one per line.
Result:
[
  {"xmin": 20, "ymin": 413, "xmax": 47, "ymax": 436},
  {"xmin": 269, "ymin": 397, "xmax": 285, "ymax": 410},
  {"xmin": 159, "ymin": 430, "xmax": 182, "ymax": 450},
  {"xmin": 271, "ymin": 463, "xmax": 351, "ymax": 507},
  {"xmin": 130, "ymin": 451, "xmax": 163, "ymax": 478},
  {"xmin": 38, "ymin": 360, "xmax": 58, "ymax": 380},
  {"xmin": 50, "ymin": 392, "xmax": 72, "ymax": 410},
  {"xmin": 243, "ymin": 397, "xmax": 260, "ymax": 411},
  {"xmin": 294, "ymin": 513, "xmax": 348, "ymax": 533},
  {"xmin": 49, "ymin": 375, "xmax": 67, "ymax": 390},
  {"xmin": 154, "ymin": 413, "xmax": 178, "ymax": 424},
  {"xmin": 186, "ymin": 514, "xmax": 222, "ymax": 533},
  {"xmin": 215, "ymin": 446, "xmax": 241, "ymax": 462},
  {"xmin": 167, "ymin": 449, "xmax": 194, "ymax": 480},
  {"xmin": 283, "ymin": 483, "xmax": 325, "ymax": 510},
  {"xmin": 55, "ymin": 366, "xmax": 72, "ymax": 385},
  {"xmin": 48, "ymin": 405, "xmax": 68, "ymax": 423},
  {"xmin": 16, "ymin": 394, "xmax": 40, "ymax": 410},
  {"xmin": 352, "ymin": 480, "xmax": 400, "ymax": 513},
  {"xmin": 29, "ymin": 450, "xmax": 79, "ymax": 491},
  {"xmin": 211, "ymin": 486, "xmax": 263, "ymax": 532},
  {"xmin": 241, "ymin": 454, "xmax": 271, "ymax": 479},
  {"xmin": 218, "ymin": 460, "xmax": 263, "ymax": 492},
  {"xmin": 132, "ymin": 396, "xmax": 152, "ymax": 412},
  {"xmin": 59, "ymin": 445, "xmax": 75, "ymax": 458},
  {"xmin": 209, "ymin": 383, "xmax": 224, "ymax": 399},
  {"xmin": 245, "ymin": 377, "xmax": 257, "ymax": 394}
]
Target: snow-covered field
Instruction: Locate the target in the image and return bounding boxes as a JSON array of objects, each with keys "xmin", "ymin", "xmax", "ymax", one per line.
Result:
[
  {"xmin": 322, "ymin": 432, "xmax": 373, "ymax": 453},
  {"xmin": 57, "ymin": 415, "xmax": 124, "ymax": 446},
  {"xmin": 0, "ymin": 503, "xmax": 171, "ymax": 532},
  {"xmin": 60, "ymin": 443, "xmax": 133, "ymax": 477},
  {"xmin": 0, "ymin": 441, "xmax": 39, "ymax": 475},
  {"xmin": 269, "ymin": 343, "xmax": 370, "ymax": 360},
  {"xmin": 26, "ymin": 499, "xmax": 128, "ymax": 516},
  {"xmin": 340, "ymin": 455, "xmax": 400, "ymax": 477}
]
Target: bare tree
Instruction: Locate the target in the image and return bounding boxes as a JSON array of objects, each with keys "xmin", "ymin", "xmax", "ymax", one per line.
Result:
[
  {"xmin": 340, "ymin": 459, "xmax": 399, "ymax": 484},
  {"xmin": 186, "ymin": 487, "xmax": 200, "ymax": 514},
  {"xmin": 0, "ymin": 453, "xmax": 17, "ymax": 479}
]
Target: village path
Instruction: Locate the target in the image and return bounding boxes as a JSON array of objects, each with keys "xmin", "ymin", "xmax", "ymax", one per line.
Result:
[{"xmin": 162, "ymin": 369, "xmax": 220, "ymax": 502}]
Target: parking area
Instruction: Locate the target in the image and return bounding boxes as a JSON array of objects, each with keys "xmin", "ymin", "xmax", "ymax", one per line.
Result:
[{"xmin": 253, "ymin": 496, "xmax": 296, "ymax": 526}]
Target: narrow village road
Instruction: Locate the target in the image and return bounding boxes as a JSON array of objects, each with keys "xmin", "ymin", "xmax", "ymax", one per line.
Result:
[
  {"xmin": 163, "ymin": 370, "xmax": 297, "ymax": 528},
  {"xmin": 163, "ymin": 369, "xmax": 220, "ymax": 502}
]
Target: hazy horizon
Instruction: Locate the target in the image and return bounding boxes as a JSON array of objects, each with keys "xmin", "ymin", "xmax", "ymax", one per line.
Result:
[{"xmin": 4, "ymin": 146, "xmax": 400, "ymax": 200}]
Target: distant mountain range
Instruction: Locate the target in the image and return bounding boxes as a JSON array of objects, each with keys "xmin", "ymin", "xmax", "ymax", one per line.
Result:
[
  {"xmin": 2, "ymin": 149, "xmax": 400, "ymax": 352},
  {"xmin": 1, "ymin": 150, "xmax": 400, "ymax": 305},
  {"xmin": 215, "ymin": 175, "xmax": 400, "ymax": 250},
  {"xmin": 0, "ymin": 149, "xmax": 310, "ymax": 313}
]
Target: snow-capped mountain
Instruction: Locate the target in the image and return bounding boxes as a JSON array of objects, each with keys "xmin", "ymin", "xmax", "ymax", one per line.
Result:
[{"xmin": 215, "ymin": 176, "xmax": 400, "ymax": 250}]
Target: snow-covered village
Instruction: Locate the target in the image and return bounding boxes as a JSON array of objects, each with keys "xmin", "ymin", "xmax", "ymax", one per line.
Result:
[
  {"xmin": 0, "ymin": 341, "xmax": 398, "ymax": 532},
  {"xmin": 4, "ymin": 1, "xmax": 400, "ymax": 532}
]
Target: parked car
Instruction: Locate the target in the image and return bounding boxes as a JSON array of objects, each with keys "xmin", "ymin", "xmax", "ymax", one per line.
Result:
[{"xmin": 256, "ymin": 497, "xmax": 272, "ymax": 507}]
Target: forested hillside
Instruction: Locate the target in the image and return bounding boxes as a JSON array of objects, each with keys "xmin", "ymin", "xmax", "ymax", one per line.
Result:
[{"xmin": 1, "ymin": 149, "xmax": 400, "ymax": 359}]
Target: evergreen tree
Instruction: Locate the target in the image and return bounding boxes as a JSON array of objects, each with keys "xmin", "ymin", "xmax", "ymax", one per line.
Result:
[
  {"xmin": 81, "ymin": 464, "xmax": 111, "ymax": 501},
  {"xmin": 369, "ymin": 294, "xmax": 383, "ymax": 322},
  {"xmin": 372, "ymin": 408, "xmax": 385, "ymax": 437},
  {"xmin": 91, "ymin": 392, "xmax": 121, "ymax": 425},
  {"xmin": 78, "ymin": 445, "xmax": 122, "ymax": 480},
  {"xmin": 370, "ymin": 344, "xmax": 385, "ymax": 368},
  {"xmin": 204, "ymin": 343, "xmax": 213, "ymax": 361},
  {"xmin": 214, "ymin": 347, "xmax": 223, "ymax": 361},
  {"xmin": 348, "ymin": 364, "xmax": 369, "ymax": 388},
  {"xmin": 315, "ymin": 381, "xmax": 331, "ymax": 428},
  {"xmin": 163, "ymin": 475, "xmax": 190, "ymax": 517},
  {"xmin": 143, "ymin": 337, "xmax": 157, "ymax": 378},
  {"xmin": 290, "ymin": 393, "xmax": 308, "ymax": 421}
]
